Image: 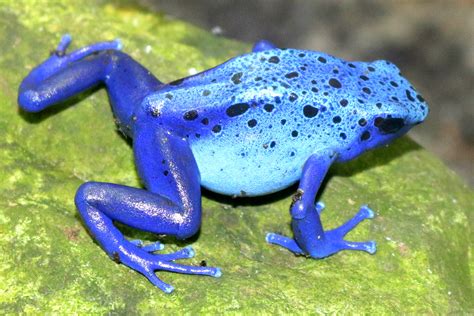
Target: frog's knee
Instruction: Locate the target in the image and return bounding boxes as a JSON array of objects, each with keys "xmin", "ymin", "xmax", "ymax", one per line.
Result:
[
  {"xmin": 74, "ymin": 181, "xmax": 100, "ymax": 206},
  {"xmin": 175, "ymin": 208, "xmax": 201, "ymax": 240},
  {"xmin": 176, "ymin": 221, "xmax": 200, "ymax": 240}
]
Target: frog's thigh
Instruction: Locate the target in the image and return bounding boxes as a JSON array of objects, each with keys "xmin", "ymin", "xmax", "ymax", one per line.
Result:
[
  {"xmin": 75, "ymin": 126, "xmax": 201, "ymax": 240},
  {"xmin": 252, "ymin": 39, "xmax": 277, "ymax": 52},
  {"xmin": 133, "ymin": 123, "xmax": 202, "ymax": 237}
]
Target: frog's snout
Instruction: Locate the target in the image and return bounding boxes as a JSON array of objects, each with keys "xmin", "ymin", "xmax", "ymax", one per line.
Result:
[{"xmin": 410, "ymin": 98, "xmax": 429, "ymax": 126}]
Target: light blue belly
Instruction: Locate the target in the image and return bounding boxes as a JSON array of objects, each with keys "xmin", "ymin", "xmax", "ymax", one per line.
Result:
[{"xmin": 190, "ymin": 134, "xmax": 309, "ymax": 196}]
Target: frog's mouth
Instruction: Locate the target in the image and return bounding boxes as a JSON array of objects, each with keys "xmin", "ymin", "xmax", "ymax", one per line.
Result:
[{"xmin": 375, "ymin": 117, "xmax": 405, "ymax": 134}]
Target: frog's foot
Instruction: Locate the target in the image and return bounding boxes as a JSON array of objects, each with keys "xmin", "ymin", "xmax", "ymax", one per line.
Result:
[
  {"xmin": 29, "ymin": 34, "xmax": 122, "ymax": 79},
  {"xmin": 266, "ymin": 204, "xmax": 376, "ymax": 258},
  {"xmin": 19, "ymin": 34, "xmax": 124, "ymax": 113},
  {"xmin": 119, "ymin": 243, "xmax": 221, "ymax": 293}
]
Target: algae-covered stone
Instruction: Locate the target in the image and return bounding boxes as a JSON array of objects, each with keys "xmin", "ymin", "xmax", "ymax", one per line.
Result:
[{"xmin": 0, "ymin": 1, "xmax": 472, "ymax": 313}]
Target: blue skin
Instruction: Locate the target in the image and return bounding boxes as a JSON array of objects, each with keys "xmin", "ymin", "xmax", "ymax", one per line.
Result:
[{"xmin": 18, "ymin": 35, "xmax": 428, "ymax": 293}]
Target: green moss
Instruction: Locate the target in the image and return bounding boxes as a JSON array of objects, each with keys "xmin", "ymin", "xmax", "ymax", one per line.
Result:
[{"xmin": 0, "ymin": 1, "xmax": 472, "ymax": 313}]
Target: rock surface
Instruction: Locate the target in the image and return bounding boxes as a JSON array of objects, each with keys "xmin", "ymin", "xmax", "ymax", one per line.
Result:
[{"xmin": 0, "ymin": 1, "xmax": 472, "ymax": 313}]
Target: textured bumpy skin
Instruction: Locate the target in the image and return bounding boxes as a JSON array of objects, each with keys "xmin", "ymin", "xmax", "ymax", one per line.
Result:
[
  {"xmin": 144, "ymin": 47, "xmax": 428, "ymax": 196},
  {"xmin": 18, "ymin": 36, "xmax": 428, "ymax": 293}
]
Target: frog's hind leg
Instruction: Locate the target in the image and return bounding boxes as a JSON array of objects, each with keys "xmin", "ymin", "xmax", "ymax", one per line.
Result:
[
  {"xmin": 18, "ymin": 34, "xmax": 162, "ymax": 132},
  {"xmin": 75, "ymin": 182, "xmax": 221, "ymax": 293},
  {"xmin": 19, "ymin": 34, "xmax": 120, "ymax": 112},
  {"xmin": 74, "ymin": 127, "xmax": 221, "ymax": 293}
]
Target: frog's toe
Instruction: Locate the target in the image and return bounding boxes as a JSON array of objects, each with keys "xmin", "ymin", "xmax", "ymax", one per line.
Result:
[
  {"xmin": 315, "ymin": 201, "xmax": 325, "ymax": 214},
  {"xmin": 143, "ymin": 270, "xmax": 175, "ymax": 293},
  {"xmin": 314, "ymin": 204, "xmax": 376, "ymax": 257},
  {"xmin": 336, "ymin": 240, "xmax": 377, "ymax": 254},
  {"xmin": 130, "ymin": 239, "xmax": 164, "ymax": 252},
  {"xmin": 113, "ymin": 38, "xmax": 123, "ymax": 50},
  {"xmin": 151, "ymin": 260, "xmax": 222, "ymax": 279},
  {"xmin": 124, "ymin": 245, "xmax": 220, "ymax": 293},
  {"xmin": 155, "ymin": 245, "xmax": 195, "ymax": 261},
  {"xmin": 151, "ymin": 246, "xmax": 220, "ymax": 277},
  {"xmin": 266, "ymin": 232, "xmax": 304, "ymax": 254},
  {"xmin": 66, "ymin": 39, "xmax": 123, "ymax": 62},
  {"xmin": 328, "ymin": 204, "xmax": 375, "ymax": 239},
  {"xmin": 49, "ymin": 35, "xmax": 123, "ymax": 64},
  {"xmin": 55, "ymin": 34, "xmax": 72, "ymax": 55}
]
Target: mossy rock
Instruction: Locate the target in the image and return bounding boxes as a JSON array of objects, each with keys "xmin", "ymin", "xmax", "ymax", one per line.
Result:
[{"xmin": 0, "ymin": 1, "xmax": 472, "ymax": 314}]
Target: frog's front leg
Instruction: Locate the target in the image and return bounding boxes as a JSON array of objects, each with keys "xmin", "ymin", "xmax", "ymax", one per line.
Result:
[
  {"xmin": 266, "ymin": 154, "xmax": 376, "ymax": 258},
  {"xmin": 75, "ymin": 124, "xmax": 221, "ymax": 293}
]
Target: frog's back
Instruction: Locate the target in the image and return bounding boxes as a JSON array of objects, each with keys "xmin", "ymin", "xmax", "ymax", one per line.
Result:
[{"xmin": 143, "ymin": 48, "xmax": 427, "ymax": 196}]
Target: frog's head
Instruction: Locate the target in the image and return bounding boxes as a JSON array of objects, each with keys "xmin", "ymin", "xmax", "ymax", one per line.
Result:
[{"xmin": 338, "ymin": 60, "xmax": 429, "ymax": 161}]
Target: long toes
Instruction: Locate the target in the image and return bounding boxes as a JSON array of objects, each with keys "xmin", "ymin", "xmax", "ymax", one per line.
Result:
[
  {"xmin": 353, "ymin": 205, "xmax": 375, "ymax": 222},
  {"xmin": 328, "ymin": 205, "xmax": 376, "ymax": 238},
  {"xmin": 143, "ymin": 270, "xmax": 174, "ymax": 293},
  {"xmin": 153, "ymin": 247, "xmax": 221, "ymax": 277},
  {"xmin": 366, "ymin": 240, "xmax": 377, "ymax": 254},
  {"xmin": 65, "ymin": 40, "xmax": 123, "ymax": 63},
  {"xmin": 340, "ymin": 240, "xmax": 377, "ymax": 254},
  {"xmin": 154, "ymin": 260, "xmax": 222, "ymax": 277},
  {"xmin": 360, "ymin": 205, "xmax": 375, "ymax": 219},
  {"xmin": 129, "ymin": 239, "xmax": 144, "ymax": 247},
  {"xmin": 129, "ymin": 239, "xmax": 165, "ymax": 252},
  {"xmin": 113, "ymin": 38, "xmax": 123, "ymax": 50},
  {"xmin": 56, "ymin": 34, "xmax": 72, "ymax": 53},
  {"xmin": 266, "ymin": 232, "xmax": 304, "ymax": 254},
  {"xmin": 157, "ymin": 246, "xmax": 195, "ymax": 261},
  {"xmin": 315, "ymin": 201, "xmax": 325, "ymax": 214},
  {"xmin": 265, "ymin": 232, "xmax": 287, "ymax": 244},
  {"xmin": 141, "ymin": 241, "xmax": 165, "ymax": 252}
]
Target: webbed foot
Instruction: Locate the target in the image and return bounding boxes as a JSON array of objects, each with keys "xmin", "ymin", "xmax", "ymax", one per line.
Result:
[{"xmin": 266, "ymin": 204, "xmax": 376, "ymax": 258}]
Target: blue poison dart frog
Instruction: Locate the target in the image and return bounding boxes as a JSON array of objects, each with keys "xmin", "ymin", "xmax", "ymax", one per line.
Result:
[{"xmin": 18, "ymin": 35, "xmax": 428, "ymax": 293}]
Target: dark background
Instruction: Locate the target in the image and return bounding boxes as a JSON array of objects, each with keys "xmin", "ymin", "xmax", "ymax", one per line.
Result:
[{"xmin": 140, "ymin": 0, "xmax": 473, "ymax": 185}]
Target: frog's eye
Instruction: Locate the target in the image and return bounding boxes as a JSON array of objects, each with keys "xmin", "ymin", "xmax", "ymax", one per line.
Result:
[{"xmin": 375, "ymin": 117, "xmax": 405, "ymax": 134}]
